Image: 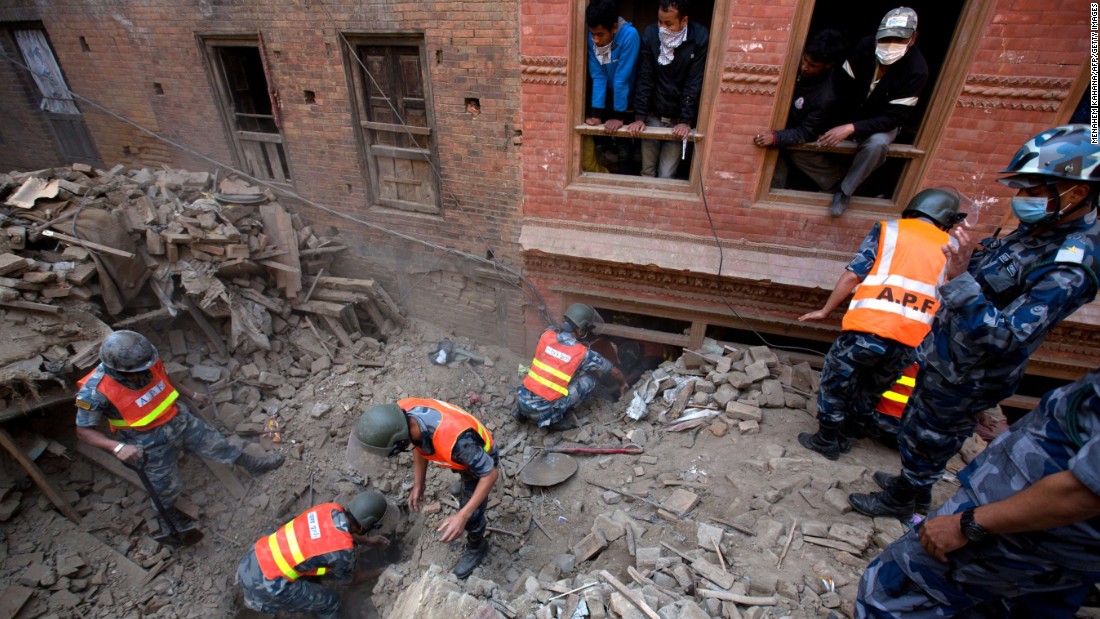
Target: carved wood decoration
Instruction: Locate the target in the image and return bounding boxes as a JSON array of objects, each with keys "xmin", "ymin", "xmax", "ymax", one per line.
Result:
[
  {"xmin": 521, "ymin": 56, "xmax": 567, "ymax": 85},
  {"xmin": 957, "ymin": 74, "xmax": 1073, "ymax": 112},
  {"xmin": 720, "ymin": 63, "xmax": 780, "ymax": 95},
  {"xmin": 523, "ymin": 249, "xmax": 1100, "ymax": 376}
]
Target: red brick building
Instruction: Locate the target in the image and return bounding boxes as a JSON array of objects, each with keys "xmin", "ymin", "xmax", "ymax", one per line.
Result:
[{"xmin": 0, "ymin": 0, "xmax": 1096, "ymax": 383}]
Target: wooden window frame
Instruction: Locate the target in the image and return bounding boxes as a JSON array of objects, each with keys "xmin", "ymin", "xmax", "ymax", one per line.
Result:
[
  {"xmin": 341, "ymin": 33, "xmax": 442, "ymax": 216},
  {"xmin": 564, "ymin": 0, "xmax": 730, "ymax": 199},
  {"xmin": 199, "ymin": 35, "xmax": 295, "ymax": 186},
  {"xmin": 753, "ymin": 0, "xmax": 995, "ymax": 213}
]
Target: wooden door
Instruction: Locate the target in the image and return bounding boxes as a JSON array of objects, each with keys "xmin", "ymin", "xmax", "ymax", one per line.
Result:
[{"xmin": 357, "ymin": 45, "xmax": 438, "ymax": 213}]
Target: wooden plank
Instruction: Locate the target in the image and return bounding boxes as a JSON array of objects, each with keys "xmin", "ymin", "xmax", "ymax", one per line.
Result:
[
  {"xmin": 0, "ymin": 428, "xmax": 80, "ymax": 524},
  {"xmin": 369, "ymin": 144, "xmax": 432, "ymax": 161},
  {"xmin": 291, "ymin": 300, "xmax": 347, "ymax": 318},
  {"xmin": 371, "ymin": 283, "xmax": 406, "ymax": 325},
  {"xmin": 0, "ymin": 391, "xmax": 76, "ymax": 424},
  {"xmin": 361, "ymin": 120, "xmax": 431, "ymax": 135},
  {"xmin": 236, "ymin": 130, "xmax": 283, "ymax": 144},
  {"xmin": 788, "ymin": 140, "xmax": 924, "ymax": 159},
  {"xmin": 263, "ymin": 142, "xmax": 287, "ymax": 182},
  {"xmin": 41, "ymin": 230, "xmax": 135, "ymax": 259},
  {"xmin": 259, "ymin": 203, "xmax": 301, "ymax": 299},
  {"xmin": 112, "ymin": 308, "xmax": 173, "ymax": 329},
  {"xmin": 182, "ymin": 296, "xmax": 228, "ymax": 356},
  {"xmin": 598, "ymin": 570, "xmax": 660, "ymax": 619},
  {"xmin": 54, "ymin": 517, "xmax": 148, "ymax": 586},
  {"xmin": 574, "ymin": 124, "xmax": 704, "ymax": 143},
  {"xmin": 321, "ymin": 315, "xmax": 354, "ymax": 349},
  {"xmin": 595, "ymin": 322, "xmax": 691, "ymax": 348},
  {"xmin": 258, "ymin": 259, "xmax": 300, "ymax": 273},
  {"xmin": 315, "ymin": 276, "xmax": 377, "ymax": 291},
  {"xmin": 74, "ymin": 442, "xmax": 198, "ymax": 517},
  {"xmin": 0, "ymin": 300, "xmax": 61, "ymax": 314}
]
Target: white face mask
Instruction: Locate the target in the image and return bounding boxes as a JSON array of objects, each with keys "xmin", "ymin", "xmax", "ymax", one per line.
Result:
[{"xmin": 875, "ymin": 42, "xmax": 908, "ymax": 65}]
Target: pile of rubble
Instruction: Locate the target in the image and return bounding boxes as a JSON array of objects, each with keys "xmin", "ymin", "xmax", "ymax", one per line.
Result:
[
  {"xmin": 358, "ymin": 340, "xmax": 919, "ymax": 619},
  {"xmin": 0, "ymin": 164, "xmax": 404, "ymax": 409}
]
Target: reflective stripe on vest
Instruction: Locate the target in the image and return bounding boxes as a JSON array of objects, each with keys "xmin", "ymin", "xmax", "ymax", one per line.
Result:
[
  {"xmin": 842, "ymin": 220, "xmax": 949, "ymax": 347},
  {"xmin": 254, "ymin": 503, "xmax": 353, "ymax": 581},
  {"xmin": 522, "ymin": 330, "xmax": 587, "ymax": 402},
  {"xmin": 876, "ymin": 363, "xmax": 919, "ymax": 419},
  {"xmin": 398, "ymin": 398, "xmax": 493, "ymax": 471},
  {"xmin": 77, "ymin": 361, "xmax": 180, "ymax": 432}
]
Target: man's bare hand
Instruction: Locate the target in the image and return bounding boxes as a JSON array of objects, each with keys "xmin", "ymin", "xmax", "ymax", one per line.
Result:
[
  {"xmin": 408, "ymin": 484, "xmax": 424, "ymax": 512},
  {"xmin": 585, "ymin": 117, "xmax": 602, "ymax": 126},
  {"xmin": 116, "ymin": 444, "xmax": 143, "ymax": 464},
  {"xmin": 753, "ymin": 131, "xmax": 776, "ymax": 147},
  {"xmin": 798, "ymin": 309, "xmax": 829, "ymax": 322},
  {"xmin": 818, "ymin": 124, "xmax": 856, "ymax": 147},
  {"xmin": 604, "ymin": 118, "xmax": 624, "ymax": 134},
  {"xmin": 944, "ymin": 228, "xmax": 977, "ymax": 280},
  {"xmin": 919, "ymin": 513, "xmax": 968, "ymax": 562},
  {"xmin": 437, "ymin": 512, "xmax": 470, "ymax": 543},
  {"xmin": 354, "ymin": 534, "xmax": 391, "ymax": 548},
  {"xmin": 190, "ymin": 392, "xmax": 211, "ymax": 405},
  {"xmin": 625, "ymin": 120, "xmax": 646, "ymax": 137},
  {"xmin": 672, "ymin": 123, "xmax": 691, "ymax": 140}
]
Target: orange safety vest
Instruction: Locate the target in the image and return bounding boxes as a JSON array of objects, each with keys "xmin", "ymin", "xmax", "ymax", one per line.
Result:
[
  {"xmin": 875, "ymin": 363, "xmax": 919, "ymax": 418},
  {"xmin": 842, "ymin": 219, "xmax": 949, "ymax": 348},
  {"xmin": 398, "ymin": 398, "xmax": 494, "ymax": 471},
  {"xmin": 522, "ymin": 329, "xmax": 588, "ymax": 401},
  {"xmin": 254, "ymin": 502, "xmax": 354, "ymax": 581},
  {"xmin": 77, "ymin": 360, "xmax": 179, "ymax": 432}
]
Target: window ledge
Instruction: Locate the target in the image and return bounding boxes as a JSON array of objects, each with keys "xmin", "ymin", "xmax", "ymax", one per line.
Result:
[
  {"xmin": 787, "ymin": 140, "xmax": 924, "ymax": 159},
  {"xmin": 573, "ymin": 124, "xmax": 704, "ymax": 142}
]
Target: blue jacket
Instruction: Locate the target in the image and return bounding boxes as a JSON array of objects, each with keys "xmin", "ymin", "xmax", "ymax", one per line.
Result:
[{"xmin": 587, "ymin": 18, "xmax": 640, "ymax": 120}]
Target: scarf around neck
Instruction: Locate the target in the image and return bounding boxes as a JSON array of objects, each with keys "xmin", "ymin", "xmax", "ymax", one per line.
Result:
[{"xmin": 658, "ymin": 24, "xmax": 688, "ymax": 66}]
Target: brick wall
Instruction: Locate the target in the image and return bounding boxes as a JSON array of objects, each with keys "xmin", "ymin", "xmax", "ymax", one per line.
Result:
[
  {"xmin": 0, "ymin": 0, "xmax": 528, "ymax": 351},
  {"xmin": 518, "ymin": 0, "xmax": 1093, "ymax": 358}
]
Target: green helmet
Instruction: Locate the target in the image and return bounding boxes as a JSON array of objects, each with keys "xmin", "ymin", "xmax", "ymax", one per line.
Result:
[
  {"xmin": 354, "ymin": 404, "xmax": 411, "ymax": 458},
  {"xmin": 100, "ymin": 330, "xmax": 158, "ymax": 373},
  {"xmin": 902, "ymin": 188, "xmax": 965, "ymax": 230},
  {"xmin": 346, "ymin": 490, "xmax": 389, "ymax": 530},
  {"xmin": 1000, "ymin": 124, "xmax": 1100, "ymax": 185},
  {"xmin": 563, "ymin": 303, "xmax": 597, "ymax": 332}
]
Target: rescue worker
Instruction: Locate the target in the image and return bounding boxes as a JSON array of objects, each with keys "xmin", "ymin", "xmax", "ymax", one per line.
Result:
[
  {"xmin": 856, "ymin": 369, "xmax": 1100, "ymax": 618},
  {"xmin": 851, "ymin": 124, "xmax": 1100, "ymax": 518},
  {"xmin": 515, "ymin": 303, "xmax": 628, "ymax": 431},
  {"xmin": 237, "ymin": 490, "xmax": 393, "ymax": 619},
  {"xmin": 352, "ymin": 398, "xmax": 498, "ymax": 579},
  {"xmin": 74, "ymin": 330, "xmax": 284, "ymax": 539},
  {"xmin": 798, "ymin": 189, "xmax": 964, "ymax": 460}
]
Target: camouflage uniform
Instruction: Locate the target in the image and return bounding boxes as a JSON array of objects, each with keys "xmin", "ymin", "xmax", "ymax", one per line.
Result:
[
  {"xmin": 515, "ymin": 329, "xmax": 614, "ymax": 427},
  {"xmin": 817, "ymin": 223, "xmax": 920, "ymax": 433},
  {"xmin": 237, "ymin": 506, "xmax": 357, "ymax": 619},
  {"xmin": 407, "ymin": 405, "xmax": 499, "ymax": 536},
  {"xmin": 75, "ymin": 365, "xmax": 243, "ymax": 509},
  {"xmin": 897, "ymin": 210, "xmax": 1100, "ymax": 493},
  {"xmin": 857, "ymin": 370, "xmax": 1100, "ymax": 618}
]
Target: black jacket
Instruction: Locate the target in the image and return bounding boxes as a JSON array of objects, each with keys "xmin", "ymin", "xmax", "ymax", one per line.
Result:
[
  {"xmin": 833, "ymin": 35, "xmax": 928, "ymax": 141},
  {"xmin": 774, "ymin": 70, "xmax": 837, "ymax": 148},
  {"xmin": 632, "ymin": 23, "xmax": 709, "ymax": 126}
]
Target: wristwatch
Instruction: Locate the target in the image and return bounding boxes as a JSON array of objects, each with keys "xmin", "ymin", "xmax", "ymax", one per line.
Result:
[{"xmin": 960, "ymin": 507, "xmax": 990, "ymax": 543}]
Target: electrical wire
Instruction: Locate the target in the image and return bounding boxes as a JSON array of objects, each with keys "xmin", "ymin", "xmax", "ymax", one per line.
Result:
[
  {"xmin": 696, "ymin": 169, "xmax": 826, "ymax": 358},
  {"xmin": 0, "ymin": 49, "xmax": 554, "ymax": 327}
]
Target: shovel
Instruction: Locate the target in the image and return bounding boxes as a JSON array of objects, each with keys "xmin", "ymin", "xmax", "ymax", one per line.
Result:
[
  {"xmin": 533, "ymin": 443, "xmax": 644, "ymax": 455},
  {"xmin": 127, "ymin": 453, "xmax": 203, "ymax": 547}
]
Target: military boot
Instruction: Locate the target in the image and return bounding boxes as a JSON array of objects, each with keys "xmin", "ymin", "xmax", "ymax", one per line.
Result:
[
  {"xmin": 797, "ymin": 425, "xmax": 851, "ymax": 461},
  {"xmin": 453, "ymin": 534, "xmax": 490, "ymax": 579},
  {"xmin": 235, "ymin": 451, "xmax": 285, "ymax": 476},
  {"xmin": 872, "ymin": 471, "xmax": 932, "ymax": 513},
  {"xmin": 849, "ymin": 476, "xmax": 918, "ymax": 518},
  {"xmin": 154, "ymin": 508, "xmax": 203, "ymax": 546}
]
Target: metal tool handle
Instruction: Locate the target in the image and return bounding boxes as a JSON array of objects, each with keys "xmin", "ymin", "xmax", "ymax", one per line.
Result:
[{"xmin": 543, "ymin": 443, "xmax": 644, "ymax": 455}]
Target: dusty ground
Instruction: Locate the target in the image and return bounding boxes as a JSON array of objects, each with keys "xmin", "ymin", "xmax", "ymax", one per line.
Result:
[{"xmin": 0, "ymin": 316, "xmax": 968, "ymax": 619}]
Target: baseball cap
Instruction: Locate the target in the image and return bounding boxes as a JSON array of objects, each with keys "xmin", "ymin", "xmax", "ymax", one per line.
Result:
[{"xmin": 877, "ymin": 7, "xmax": 918, "ymax": 40}]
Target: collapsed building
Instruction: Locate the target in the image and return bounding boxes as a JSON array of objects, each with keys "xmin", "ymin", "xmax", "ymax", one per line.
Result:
[{"xmin": 0, "ymin": 0, "xmax": 1098, "ymax": 617}]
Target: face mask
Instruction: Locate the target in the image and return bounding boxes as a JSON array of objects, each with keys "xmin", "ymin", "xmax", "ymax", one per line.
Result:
[
  {"xmin": 1010, "ymin": 196, "xmax": 1050, "ymax": 223},
  {"xmin": 875, "ymin": 42, "xmax": 908, "ymax": 65}
]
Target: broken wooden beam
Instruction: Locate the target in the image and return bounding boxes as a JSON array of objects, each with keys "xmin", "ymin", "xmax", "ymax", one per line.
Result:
[
  {"xmin": 41, "ymin": 229, "xmax": 135, "ymax": 259},
  {"xmin": 0, "ymin": 427, "xmax": 80, "ymax": 524}
]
